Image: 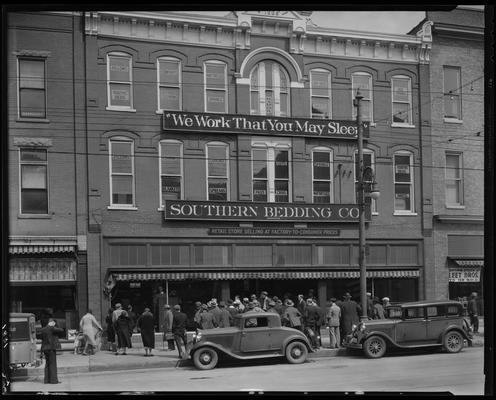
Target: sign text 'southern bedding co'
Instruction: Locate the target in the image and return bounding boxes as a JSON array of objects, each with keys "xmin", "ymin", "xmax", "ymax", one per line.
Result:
[
  {"xmin": 162, "ymin": 112, "xmax": 368, "ymax": 139},
  {"xmin": 164, "ymin": 200, "xmax": 370, "ymax": 222}
]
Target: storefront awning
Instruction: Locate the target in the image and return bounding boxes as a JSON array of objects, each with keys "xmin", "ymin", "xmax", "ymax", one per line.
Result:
[
  {"xmin": 113, "ymin": 269, "xmax": 419, "ymax": 281},
  {"xmin": 9, "ymin": 259, "xmax": 77, "ymax": 283},
  {"xmin": 451, "ymin": 259, "xmax": 483, "ymax": 267}
]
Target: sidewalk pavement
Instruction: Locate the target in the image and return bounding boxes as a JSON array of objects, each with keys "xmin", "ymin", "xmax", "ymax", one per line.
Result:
[{"xmin": 11, "ymin": 320, "xmax": 484, "ymax": 380}]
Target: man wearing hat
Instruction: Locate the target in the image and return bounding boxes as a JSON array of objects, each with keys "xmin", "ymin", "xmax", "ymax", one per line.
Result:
[
  {"xmin": 382, "ymin": 297, "xmax": 391, "ymax": 308},
  {"xmin": 171, "ymin": 305, "xmax": 188, "ymax": 359},
  {"xmin": 163, "ymin": 304, "xmax": 175, "ymax": 351},
  {"xmin": 282, "ymin": 299, "xmax": 303, "ymax": 331},
  {"xmin": 266, "ymin": 300, "xmax": 278, "ymax": 314},
  {"xmin": 37, "ymin": 319, "xmax": 64, "ymax": 384},
  {"xmin": 373, "ymin": 296, "xmax": 385, "ymax": 319},
  {"xmin": 467, "ymin": 292, "xmax": 479, "ymax": 333},
  {"xmin": 338, "ymin": 292, "xmax": 361, "ymax": 345},
  {"xmin": 366, "ymin": 292, "xmax": 374, "ymax": 319},
  {"xmin": 217, "ymin": 301, "xmax": 233, "ymax": 327},
  {"xmin": 193, "ymin": 301, "xmax": 203, "ymax": 329},
  {"xmin": 326, "ymin": 298, "xmax": 341, "ymax": 349},
  {"xmin": 199, "ymin": 304, "xmax": 216, "ymax": 329},
  {"xmin": 259, "ymin": 291, "xmax": 269, "ymax": 311}
]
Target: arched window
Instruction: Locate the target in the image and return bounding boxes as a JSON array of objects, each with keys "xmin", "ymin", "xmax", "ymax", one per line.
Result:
[
  {"xmin": 393, "ymin": 151, "xmax": 414, "ymax": 214},
  {"xmin": 206, "ymin": 142, "xmax": 229, "ymax": 201},
  {"xmin": 352, "ymin": 72, "xmax": 373, "ymax": 122},
  {"xmin": 159, "ymin": 140, "xmax": 183, "ymax": 207},
  {"xmin": 250, "ymin": 61, "xmax": 290, "ymax": 116},
  {"xmin": 109, "ymin": 137, "xmax": 135, "ymax": 208},
  {"xmin": 391, "ymin": 75, "xmax": 413, "ymax": 126},
  {"xmin": 310, "ymin": 69, "xmax": 332, "ymax": 119},
  {"xmin": 157, "ymin": 57, "xmax": 181, "ymax": 111},
  {"xmin": 107, "ymin": 52, "xmax": 134, "ymax": 110},
  {"xmin": 312, "ymin": 147, "xmax": 333, "ymax": 203},
  {"xmin": 204, "ymin": 61, "xmax": 227, "ymax": 113}
]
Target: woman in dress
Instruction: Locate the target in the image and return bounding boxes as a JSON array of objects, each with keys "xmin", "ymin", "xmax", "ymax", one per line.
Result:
[
  {"xmin": 137, "ymin": 308, "xmax": 155, "ymax": 356},
  {"xmin": 114, "ymin": 310, "xmax": 133, "ymax": 355},
  {"xmin": 105, "ymin": 308, "xmax": 116, "ymax": 352}
]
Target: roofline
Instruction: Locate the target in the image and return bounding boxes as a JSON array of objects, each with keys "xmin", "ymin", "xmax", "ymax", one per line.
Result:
[{"xmin": 393, "ymin": 300, "xmax": 463, "ymax": 307}]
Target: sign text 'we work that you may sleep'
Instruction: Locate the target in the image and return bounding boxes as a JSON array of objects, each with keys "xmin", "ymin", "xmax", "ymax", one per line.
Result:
[{"xmin": 163, "ymin": 112, "xmax": 368, "ymax": 139}]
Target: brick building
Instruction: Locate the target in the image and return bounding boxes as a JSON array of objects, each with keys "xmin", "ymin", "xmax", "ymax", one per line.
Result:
[
  {"xmin": 82, "ymin": 11, "xmax": 434, "ymax": 324},
  {"xmin": 6, "ymin": 11, "xmax": 88, "ymax": 330},
  {"xmin": 409, "ymin": 6, "xmax": 485, "ymax": 312}
]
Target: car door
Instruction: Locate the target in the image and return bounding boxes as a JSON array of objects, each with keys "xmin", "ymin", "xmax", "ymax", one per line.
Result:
[
  {"xmin": 240, "ymin": 316, "xmax": 271, "ymax": 352},
  {"xmin": 394, "ymin": 307, "xmax": 426, "ymax": 344},
  {"xmin": 425, "ymin": 305, "xmax": 449, "ymax": 343}
]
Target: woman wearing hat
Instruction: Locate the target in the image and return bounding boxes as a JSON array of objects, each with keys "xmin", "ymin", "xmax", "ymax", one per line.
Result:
[
  {"xmin": 114, "ymin": 310, "xmax": 133, "ymax": 355},
  {"xmin": 282, "ymin": 300, "xmax": 303, "ymax": 331}
]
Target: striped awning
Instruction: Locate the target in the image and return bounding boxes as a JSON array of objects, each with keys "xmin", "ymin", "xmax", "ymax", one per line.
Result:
[
  {"xmin": 9, "ymin": 245, "xmax": 76, "ymax": 255},
  {"xmin": 113, "ymin": 270, "xmax": 419, "ymax": 281},
  {"xmin": 452, "ymin": 260, "xmax": 483, "ymax": 267}
]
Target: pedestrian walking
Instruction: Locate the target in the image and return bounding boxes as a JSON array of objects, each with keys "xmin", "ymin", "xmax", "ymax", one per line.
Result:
[
  {"xmin": 137, "ymin": 307, "xmax": 155, "ymax": 356},
  {"xmin": 127, "ymin": 305, "xmax": 137, "ymax": 333},
  {"xmin": 105, "ymin": 308, "xmax": 116, "ymax": 352},
  {"xmin": 372, "ymin": 296, "xmax": 386, "ymax": 319},
  {"xmin": 338, "ymin": 292, "xmax": 361, "ymax": 344},
  {"xmin": 282, "ymin": 299, "xmax": 303, "ymax": 331},
  {"xmin": 217, "ymin": 301, "xmax": 233, "ymax": 327},
  {"xmin": 79, "ymin": 309, "xmax": 103, "ymax": 355},
  {"xmin": 163, "ymin": 304, "xmax": 175, "ymax": 351},
  {"xmin": 112, "ymin": 303, "xmax": 124, "ymax": 324},
  {"xmin": 467, "ymin": 292, "xmax": 479, "ymax": 333},
  {"xmin": 36, "ymin": 319, "xmax": 64, "ymax": 384},
  {"xmin": 114, "ymin": 310, "xmax": 133, "ymax": 355},
  {"xmin": 153, "ymin": 287, "xmax": 167, "ymax": 331},
  {"xmin": 172, "ymin": 304, "xmax": 188, "ymax": 359},
  {"xmin": 326, "ymin": 298, "xmax": 341, "ymax": 349}
]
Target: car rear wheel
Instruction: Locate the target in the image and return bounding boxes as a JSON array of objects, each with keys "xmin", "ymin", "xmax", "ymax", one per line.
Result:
[
  {"xmin": 285, "ymin": 341, "xmax": 308, "ymax": 364},
  {"xmin": 192, "ymin": 347, "xmax": 219, "ymax": 370},
  {"xmin": 363, "ymin": 336, "xmax": 387, "ymax": 358},
  {"xmin": 443, "ymin": 331, "xmax": 464, "ymax": 353}
]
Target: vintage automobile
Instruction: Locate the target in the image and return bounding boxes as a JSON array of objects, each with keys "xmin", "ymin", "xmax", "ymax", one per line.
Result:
[
  {"xmin": 343, "ymin": 300, "xmax": 473, "ymax": 358},
  {"xmin": 189, "ymin": 312, "xmax": 313, "ymax": 370},
  {"xmin": 9, "ymin": 313, "xmax": 42, "ymax": 369}
]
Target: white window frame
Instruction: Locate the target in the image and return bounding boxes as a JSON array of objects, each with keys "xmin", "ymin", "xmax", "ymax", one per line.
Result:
[
  {"xmin": 106, "ymin": 52, "xmax": 135, "ymax": 112},
  {"xmin": 351, "ymin": 72, "xmax": 373, "ymax": 123},
  {"xmin": 206, "ymin": 142, "xmax": 230, "ymax": 201},
  {"xmin": 251, "ymin": 138, "xmax": 292, "ymax": 203},
  {"xmin": 19, "ymin": 147, "xmax": 49, "ymax": 215},
  {"xmin": 443, "ymin": 66, "xmax": 463, "ymax": 122},
  {"xmin": 312, "ymin": 147, "xmax": 333, "ymax": 203},
  {"xmin": 393, "ymin": 151, "xmax": 415, "ymax": 215},
  {"xmin": 108, "ymin": 138, "xmax": 136, "ymax": 209},
  {"xmin": 158, "ymin": 140, "xmax": 184, "ymax": 209},
  {"xmin": 250, "ymin": 61, "xmax": 290, "ymax": 117},
  {"xmin": 445, "ymin": 152, "xmax": 464, "ymax": 208},
  {"xmin": 310, "ymin": 69, "xmax": 332, "ymax": 119},
  {"xmin": 391, "ymin": 75, "xmax": 414, "ymax": 127},
  {"xmin": 17, "ymin": 57, "xmax": 47, "ymax": 120},
  {"xmin": 156, "ymin": 57, "xmax": 182, "ymax": 112},
  {"xmin": 204, "ymin": 60, "xmax": 228, "ymax": 113},
  {"xmin": 354, "ymin": 149, "xmax": 377, "ymax": 214}
]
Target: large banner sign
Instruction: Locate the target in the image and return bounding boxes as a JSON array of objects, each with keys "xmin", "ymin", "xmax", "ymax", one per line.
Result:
[
  {"xmin": 164, "ymin": 200, "xmax": 370, "ymax": 222},
  {"xmin": 162, "ymin": 111, "xmax": 368, "ymax": 139}
]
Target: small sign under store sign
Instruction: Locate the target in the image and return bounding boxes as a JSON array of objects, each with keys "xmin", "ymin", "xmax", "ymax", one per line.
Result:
[
  {"xmin": 449, "ymin": 268, "xmax": 480, "ymax": 282},
  {"xmin": 209, "ymin": 227, "xmax": 340, "ymax": 236}
]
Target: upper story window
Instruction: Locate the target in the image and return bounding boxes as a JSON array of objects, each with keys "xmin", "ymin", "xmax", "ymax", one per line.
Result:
[
  {"xmin": 393, "ymin": 151, "xmax": 414, "ymax": 214},
  {"xmin": 159, "ymin": 140, "xmax": 183, "ymax": 207},
  {"xmin": 19, "ymin": 148, "xmax": 48, "ymax": 214},
  {"xmin": 204, "ymin": 61, "xmax": 227, "ymax": 113},
  {"xmin": 252, "ymin": 138, "xmax": 291, "ymax": 203},
  {"xmin": 107, "ymin": 52, "xmax": 134, "ymax": 110},
  {"xmin": 206, "ymin": 142, "xmax": 229, "ymax": 200},
  {"xmin": 354, "ymin": 149, "xmax": 377, "ymax": 213},
  {"xmin": 444, "ymin": 66, "xmax": 462, "ymax": 121},
  {"xmin": 310, "ymin": 69, "xmax": 332, "ymax": 119},
  {"xmin": 391, "ymin": 76, "xmax": 413, "ymax": 126},
  {"xmin": 352, "ymin": 72, "xmax": 373, "ymax": 122},
  {"xmin": 18, "ymin": 58, "xmax": 46, "ymax": 119},
  {"xmin": 312, "ymin": 148, "xmax": 333, "ymax": 203},
  {"xmin": 109, "ymin": 138, "xmax": 135, "ymax": 207},
  {"xmin": 445, "ymin": 152, "xmax": 464, "ymax": 207},
  {"xmin": 157, "ymin": 57, "xmax": 181, "ymax": 111},
  {"xmin": 250, "ymin": 61, "xmax": 290, "ymax": 117}
]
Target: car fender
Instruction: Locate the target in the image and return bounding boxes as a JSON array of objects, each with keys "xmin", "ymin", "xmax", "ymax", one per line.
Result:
[
  {"xmin": 362, "ymin": 331, "xmax": 399, "ymax": 347},
  {"xmin": 189, "ymin": 341, "xmax": 232, "ymax": 358},
  {"xmin": 440, "ymin": 324, "xmax": 472, "ymax": 342},
  {"xmin": 282, "ymin": 333, "xmax": 314, "ymax": 352}
]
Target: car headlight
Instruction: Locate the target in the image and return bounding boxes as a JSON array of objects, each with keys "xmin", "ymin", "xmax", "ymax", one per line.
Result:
[
  {"xmin": 359, "ymin": 322, "xmax": 366, "ymax": 332},
  {"xmin": 194, "ymin": 331, "xmax": 202, "ymax": 342}
]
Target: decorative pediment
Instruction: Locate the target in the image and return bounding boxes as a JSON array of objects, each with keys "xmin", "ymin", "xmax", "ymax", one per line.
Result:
[{"xmin": 235, "ymin": 11, "xmax": 308, "ymax": 33}]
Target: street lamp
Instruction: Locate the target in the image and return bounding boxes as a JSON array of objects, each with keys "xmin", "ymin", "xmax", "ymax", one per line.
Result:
[{"xmin": 354, "ymin": 89, "xmax": 380, "ymax": 321}]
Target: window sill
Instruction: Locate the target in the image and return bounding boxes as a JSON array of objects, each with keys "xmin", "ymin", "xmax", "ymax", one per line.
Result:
[
  {"xmin": 372, "ymin": 212, "xmax": 379, "ymax": 216},
  {"xmin": 393, "ymin": 212, "xmax": 418, "ymax": 216},
  {"xmin": 391, "ymin": 123, "xmax": 415, "ymax": 128},
  {"xmin": 17, "ymin": 213, "xmax": 51, "ymax": 219},
  {"xmin": 444, "ymin": 118, "xmax": 463, "ymax": 124},
  {"xmin": 106, "ymin": 106, "xmax": 137, "ymax": 113},
  {"xmin": 156, "ymin": 110, "xmax": 181, "ymax": 114},
  {"xmin": 445, "ymin": 205, "xmax": 466, "ymax": 209},
  {"xmin": 107, "ymin": 206, "xmax": 138, "ymax": 210},
  {"xmin": 16, "ymin": 118, "xmax": 50, "ymax": 123}
]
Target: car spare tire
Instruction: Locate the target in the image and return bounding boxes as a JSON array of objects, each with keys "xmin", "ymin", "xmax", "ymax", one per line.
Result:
[
  {"xmin": 285, "ymin": 341, "xmax": 308, "ymax": 364},
  {"xmin": 192, "ymin": 347, "xmax": 219, "ymax": 370}
]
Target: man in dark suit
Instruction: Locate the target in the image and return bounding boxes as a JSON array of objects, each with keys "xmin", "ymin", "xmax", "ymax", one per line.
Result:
[
  {"xmin": 172, "ymin": 305, "xmax": 188, "ymax": 359},
  {"xmin": 36, "ymin": 319, "xmax": 64, "ymax": 384}
]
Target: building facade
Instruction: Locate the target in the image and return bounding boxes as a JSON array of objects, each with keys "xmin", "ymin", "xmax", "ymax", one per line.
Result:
[
  {"xmin": 410, "ymin": 7, "xmax": 485, "ymax": 312},
  {"xmin": 7, "ymin": 11, "xmax": 88, "ymax": 330},
  {"xmin": 82, "ymin": 11, "xmax": 435, "ymax": 324}
]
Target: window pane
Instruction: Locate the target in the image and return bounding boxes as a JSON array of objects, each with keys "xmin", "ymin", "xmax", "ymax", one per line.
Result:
[
  {"xmin": 161, "ymin": 143, "xmax": 181, "ymax": 175},
  {"xmin": 444, "ymin": 95, "xmax": 460, "ymax": 119},
  {"xmin": 355, "ymin": 152, "xmax": 373, "ymax": 181},
  {"xmin": 208, "ymin": 146, "xmax": 227, "ymax": 177},
  {"xmin": 394, "ymin": 184, "xmax": 411, "ymax": 210},
  {"xmin": 162, "ymin": 176, "xmax": 181, "ymax": 201},
  {"xmin": 280, "ymin": 92, "xmax": 288, "ymax": 116},
  {"xmin": 208, "ymin": 179, "xmax": 227, "ymax": 200},
  {"xmin": 253, "ymin": 149, "xmax": 267, "ymax": 178},
  {"xmin": 111, "ymin": 143, "xmax": 132, "ymax": 173},
  {"xmin": 313, "ymin": 152, "xmax": 331, "ymax": 180},
  {"xmin": 393, "ymin": 103, "xmax": 410, "ymax": 123},
  {"xmin": 274, "ymin": 150, "xmax": 288, "ymax": 179},
  {"xmin": 109, "ymin": 83, "xmax": 131, "ymax": 107},
  {"xmin": 21, "ymin": 190, "xmax": 48, "ymax": 214},
  {"xmin": 21, "ymin": 165, "xmax": 46, "ymax": 188},
  {"xmin": 21, "ymin": 149, "xmax": 47, "ymax": 162},
  {"xmin": 19, "ymin": 59, "xmax": 44, "ymax": 88},
  {"xmin": 253, "ymin": 180, "xmax": 268, "ymax": 202},
  {"xmin": 112, "ymin": 175, "xmax": 133, "ymax": 204},
  {"xmin": 109, "ymin": 56, "xmax": 131, "ymax": 82},
  {"xmin": 250, "ymin": 91, "xmax": 260, "ymax": 114},
  {"xmin": 353, "ymin": 75, "xmax": 370, "ymax": 98},
  {"xmin": 394, "ymin": 155, "xmax": 411, "ymax": 182},
  {"xmin": 275, "ymin": 180, "xmax": 288, "ymax": 203},
  {"xmin": 446, "ymin": 155, "xmax": 460, "ymax": 179},
  {"xmin": 279, "ymin": 66, "xmax": 288, "ymax": 90},
  {"xmin": 205, "ymin": 64, "xmax": 225, "ymax": 88},
  {"xmin": 311, "ymin": 71, "xmax": 330, "ymax": 97},
  {"xmin": 360, "ymin": 100, "xmax": 371, "ymax": 120},
  {"xmin": 444, "ymin": 67, "xmax": 460, "ymax": 93},
  {"xmin": 206, "ymin": 90, "xmax": 226, "ymax": 113},
  {"xmin": 159, "ymin": 60, "xmax": 179, "ymax": 84},
  {"xmin": 446, "ymin": 181, "xmax": 460, "ymax": 204},
  {"xmin": 160, "ymin": 87, "xmax": 180, "ymax": 110},
  {"xmin": 311, "ymin": 97, "xmax": 330, "ymax": 118},
  {"xmin": 265, "ymin": 90, "xmax": 274, "ymax": 115},
  {"xmin": 19, "ymin": 89, "xmax": 46, "ymax": 118},
  {"xmin": 392, "ymin": 79, "xmax": 409, "ymax": 102},
  {"xmin": 313, "ymin": 181, "xmax": 330, "ymax": 203}
]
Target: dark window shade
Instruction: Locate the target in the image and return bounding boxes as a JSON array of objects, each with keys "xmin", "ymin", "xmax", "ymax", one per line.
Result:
[{"xmin": 448, "ymin": 235, "xmax": 483, "ymax": 257}]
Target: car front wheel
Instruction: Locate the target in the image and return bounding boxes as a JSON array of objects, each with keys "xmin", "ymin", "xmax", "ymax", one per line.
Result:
[
  {"xmin": 285, "ymin": 341, "xmax": 308, "ymax": 364},
  {"xmin": 443, "ymin": 331, "xmax": 464, "ymax": 353},
  {"xmin": 363, "ymin": 336, "xmax": 387, "ymax": 358},
  {"xmin": 192, "ymin": 347, "xmax": 219, "ymax": 370}
]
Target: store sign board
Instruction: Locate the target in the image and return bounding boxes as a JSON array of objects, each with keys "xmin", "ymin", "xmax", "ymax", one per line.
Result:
[
  {"xmin": 165, "ymin": 200, "xmax": 370, "ymax": 222},
  {"xmin": 208, "ymin": 227, "xmax": 340, "ymax": 236},
  {"xmin": 163, "ymin": 111, "xmax": 369, "ymax": 139},
  {"xmin": 449, "ymin": 268, "xmax": 481, "ymax": 282}
]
